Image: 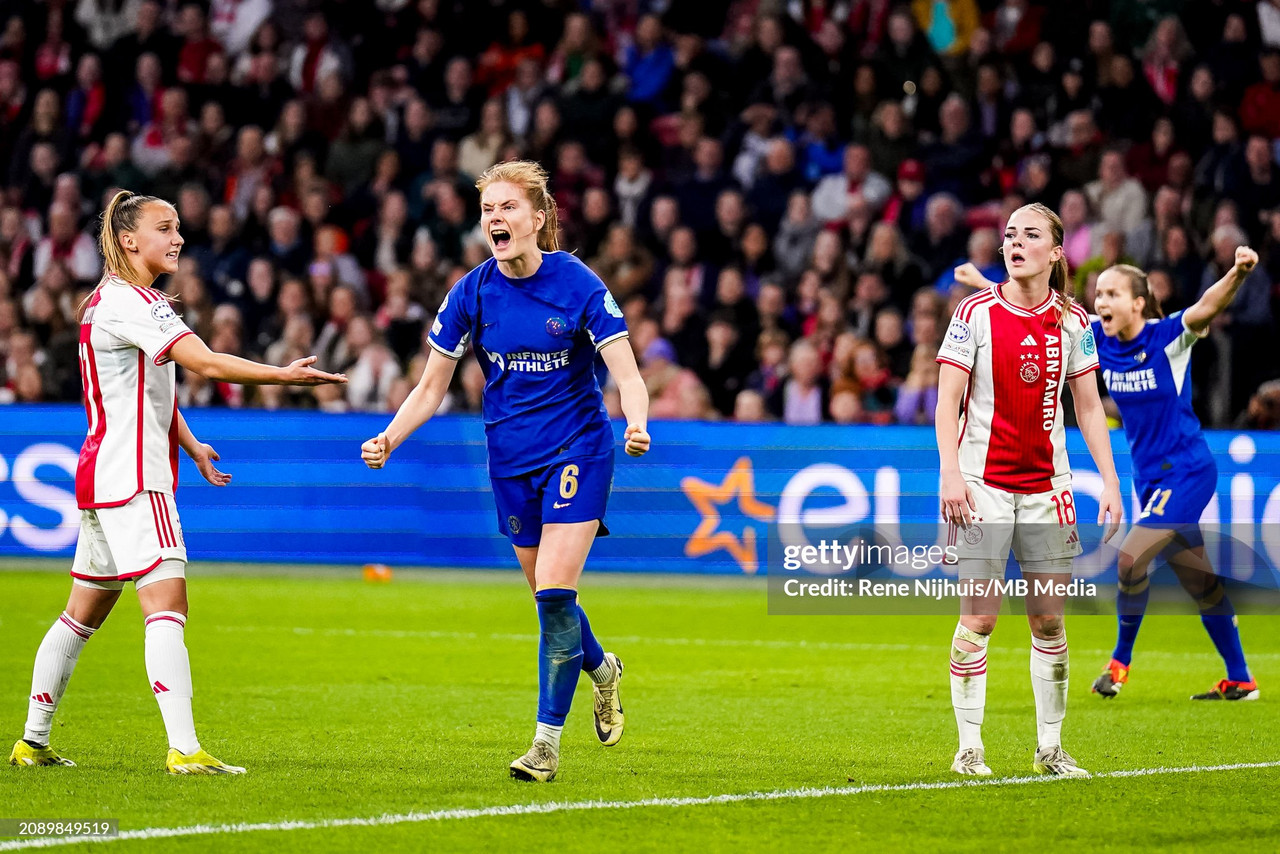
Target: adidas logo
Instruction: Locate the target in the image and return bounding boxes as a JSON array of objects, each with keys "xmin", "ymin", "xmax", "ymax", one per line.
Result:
[
  {"xmin": 1066, "ymin": 529, "xmax": 1079, "ymax": 545},
  {"xmin": 31, "ymin": 693, "xmax": 53, "ymax": 704},
  {"xmin": 152, "ymin": 681, "xmax": 169, "ymax": 695},
  {"xmin": 1021, "ymin": 335, "xmax": 1037, "ymax": 346}
]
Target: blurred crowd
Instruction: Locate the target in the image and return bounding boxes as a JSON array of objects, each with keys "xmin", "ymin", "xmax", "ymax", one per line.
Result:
[{"xmin": 1, "ymin": 0, "xmax": 1279, "ymax": 429}]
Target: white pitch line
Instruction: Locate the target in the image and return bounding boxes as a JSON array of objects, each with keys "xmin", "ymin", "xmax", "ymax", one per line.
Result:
[
  {"xmin": 214, "ymin": 624, "xmax": 1280, "ymax": 662},
  {"xmin": 2, "ymin": 761, "xmax": 1278, "ymax": 851}
]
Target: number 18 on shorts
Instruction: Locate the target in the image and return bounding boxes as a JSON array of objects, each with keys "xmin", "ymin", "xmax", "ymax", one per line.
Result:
[{"xmin": 947, "ymin": 479, "xmax": 1083, "ymax": 568}]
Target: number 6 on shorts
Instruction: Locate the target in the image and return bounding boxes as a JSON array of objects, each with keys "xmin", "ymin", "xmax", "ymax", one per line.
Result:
[{"xmin": 559, "ymin": 464, "xmax": 579, "ymax": 500}]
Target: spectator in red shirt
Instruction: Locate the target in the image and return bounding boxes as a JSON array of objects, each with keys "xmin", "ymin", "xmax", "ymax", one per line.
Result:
[
  {"xmin": 1141, "ymin": 16, "xmax": 1191, "ymax": 107},
  {"xmin": 65, "ymin": 53, "xmax": 107, "ymax": 143},
  {"xmin": 175, "ymin": 3, "xmax": 225, "ymax": 85},
  {"xmin": 476, "ymin": 9, "xmax": 546, "ymax": 97},
  {"xmin": 1240, "ymin": 48, "xmax": 1280, "ymax": 140}
]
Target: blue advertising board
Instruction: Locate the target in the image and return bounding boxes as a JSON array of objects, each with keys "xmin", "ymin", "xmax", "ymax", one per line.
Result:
[{"xmin": 2, "ymin": 405, "xmax": 1279, "ymax": 578}]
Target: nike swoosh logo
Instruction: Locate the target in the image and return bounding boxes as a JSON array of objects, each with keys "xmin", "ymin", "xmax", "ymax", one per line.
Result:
[{"xmin": 553, "ymin": 502, "xmax": 571, "ymax": 509}]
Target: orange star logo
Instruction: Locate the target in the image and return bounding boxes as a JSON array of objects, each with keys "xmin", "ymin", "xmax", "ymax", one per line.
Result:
[{"xmin": 681, "ymin": 457, "xmax": 776, "ymax": 574}]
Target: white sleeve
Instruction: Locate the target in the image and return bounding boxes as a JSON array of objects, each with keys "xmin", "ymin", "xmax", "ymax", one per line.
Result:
[
  {"xmin": 1065, "ymin": 310, "xmax": 1099, "ymax": 378},
  {"xmin": 937, "ymin": 311, "xmax": 978, "ymax": 373},
  {"xmin": 103, "ymin": 291, "xmax": 194, "ymax": 365}
]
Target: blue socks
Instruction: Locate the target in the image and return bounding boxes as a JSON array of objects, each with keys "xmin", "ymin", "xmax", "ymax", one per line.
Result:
[
  {"xmin": 534, "ymin": 588, "xmax": 583, "ymax": 726},
  {"xmin": 578, "ymin": 603, "xmax": 604, "ymax": 673},
  {"xmin": 1114, "ymin": 557, "xmax": 1253, "ymax": 683},
  {"xmin": 1197, "ymin": 582, "xmax": 1251, "ymax": 683},
  {"xmin": 1111, "ymin": 575, "xmax": 1150, "ymax": 667}
]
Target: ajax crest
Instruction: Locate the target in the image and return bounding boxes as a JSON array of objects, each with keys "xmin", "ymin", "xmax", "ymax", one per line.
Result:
[{"xmin": 1020, "ymin": 361, "xmax": 1041, "ymax": 383}]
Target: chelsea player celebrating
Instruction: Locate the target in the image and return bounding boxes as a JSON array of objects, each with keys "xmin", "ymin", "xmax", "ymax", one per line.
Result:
[
  {"xmin": 1089, "ymin": 247, "xmax": 1259, "ymax": 701},
  {"xmin": 362, "ymin": 161, "xmax": 651, "ymax": 781}
]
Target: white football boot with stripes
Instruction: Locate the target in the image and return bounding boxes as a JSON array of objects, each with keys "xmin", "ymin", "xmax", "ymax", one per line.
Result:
[{"xmin": 951, "ymin": 747, "xmax": 992, "ymax": 776}]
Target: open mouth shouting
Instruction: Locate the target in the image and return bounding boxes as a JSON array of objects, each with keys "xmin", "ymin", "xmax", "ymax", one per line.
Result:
[
  {"xmin": 1007, "ymin": 250, "xmax": 1026, "ymax": 266},
  {"xmin": 490, "ymin": 228, "xmax": 512, "ymax": 252}
]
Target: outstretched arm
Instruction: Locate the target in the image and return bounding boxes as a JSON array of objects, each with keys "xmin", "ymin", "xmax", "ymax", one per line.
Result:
[
  {"xmin": 1182, "ymin": 246, "xmax": 1258, "ymax": 334},
  {"xmin": 1069, "ymin": 371, "xmax": 1122, "ymax": 542},
  {"xmin": 169, "ymin": 335, "xmax": 346, "ymax": 386},
  {"xmin": 600, "ymin": 339, "xmax": 650, "ymax": 456},
  {"xmin": 362, "ymin": 349, "xmax": 460, "ymax": 468}
]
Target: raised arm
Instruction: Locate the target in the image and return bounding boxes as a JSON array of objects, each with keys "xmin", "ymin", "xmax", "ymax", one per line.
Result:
[
  {"xmin": 168, "ymin": 335, "xmax": 346, "ymax": 386},
  {"xmin": 599, "ymin": 338, "xmax": 650, "ymax": 456},
  {"xmin": 1068, "ymin": 371, "xmax": 1123, "ymax": 542},
  {"xmin": 1182, "ymin": 246, "xmax": 1258, "ymax": 334},
  {"xmin": 953, "ymin": 262, "xmax": 1000, "ymax": 291},
  {"xmin": 361, "ymin": 349, "xmax": 460, "ymax": 468}
]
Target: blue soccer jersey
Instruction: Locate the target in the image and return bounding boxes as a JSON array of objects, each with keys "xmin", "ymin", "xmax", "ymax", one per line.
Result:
[
  {"xmin": 1094, "ymin": 312, "xmax": 1214, "ymax": 482},
  {"xmin": 428, "ymin": 251, "xmax": 629, "ymax": 477}
]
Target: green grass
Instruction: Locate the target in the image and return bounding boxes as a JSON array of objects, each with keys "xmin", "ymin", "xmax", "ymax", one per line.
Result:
[{"xmin": 1, "ymin": 563, "xmax": 1278, "ymax": 852}]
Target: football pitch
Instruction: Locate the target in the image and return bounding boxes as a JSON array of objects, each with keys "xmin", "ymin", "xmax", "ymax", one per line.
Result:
[{"xmin": 2, "ymin": 563, "xmax": 1278, "ymax": 852}]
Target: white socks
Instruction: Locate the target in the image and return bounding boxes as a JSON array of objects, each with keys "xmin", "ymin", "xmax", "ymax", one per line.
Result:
[
  {"xmin": 144, "ymin": 611, "xmax": 200, "ymax": 754},
  {"xmin": 587, "ymin": 657, "xmax": 615, "ymax": 686},
  {"xmin": 1030, "ymin": 633, "xmax": 1069, "ymax": 750},
  {"xmin": 534, "ymin": 722, "xmax": 563, "ymax": 752},
  {"xmin": 24, "ymin": 613, "xmax": 95, "ymax": 745},
  {"xmin": 949, "ymin": 623, "xmax": 989, "ymax": 751}
]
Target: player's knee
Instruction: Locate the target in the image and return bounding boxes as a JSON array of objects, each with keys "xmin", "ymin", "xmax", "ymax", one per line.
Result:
[
  {"xmin": 65, "ymin": 587, "xmax": 121, "ymax": 628},
  {"xmin": 959, "ymin": 614, "xmax": 997, "ymax": 638},
  {"xmin": 534, "ymin": 588, "xmax": 582, "ymax": 653},
  {"xmin": 1028, "ymin": 613, "xmax": 1064, "ymax": 639},
  {"xmin": 1116, "ymin": 548, "xmax": 1141, "ymax": 579}
]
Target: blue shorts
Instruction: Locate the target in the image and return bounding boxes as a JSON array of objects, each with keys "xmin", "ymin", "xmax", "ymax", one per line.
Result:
[
  {"xmin": 492, "ymin": 453, "xmax": 614, "ymax": 547},
  {"xmin": 1135, "ymin": 458, "xmax": 1218, "ymax": 549}
]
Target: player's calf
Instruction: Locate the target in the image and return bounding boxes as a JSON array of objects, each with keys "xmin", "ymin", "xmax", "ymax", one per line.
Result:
[{"xmin": 950, "ymin": 622, "xmax": 990, "ymax": 763}]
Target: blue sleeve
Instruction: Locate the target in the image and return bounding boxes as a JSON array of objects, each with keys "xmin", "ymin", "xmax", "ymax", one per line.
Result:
[
  {"xmin": 1147, "ymin": 312, "xmax": 1202, "ymax": 353},
  {"xmin": 427, "ymin": 276, "xmax": 474, "ymax": 359},
  {"xmin": 576, "ymin": 261, "xmax": 629, "ymax": 351}
]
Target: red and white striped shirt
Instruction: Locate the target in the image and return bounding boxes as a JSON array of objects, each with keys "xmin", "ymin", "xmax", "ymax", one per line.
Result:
[
  {"xmin": 76, "ymin": 275, "xmax": 194, "ymax": 508},
  {"xmin": 936, "ymin": 284, "xmax": 1099, "ymax": 494}
]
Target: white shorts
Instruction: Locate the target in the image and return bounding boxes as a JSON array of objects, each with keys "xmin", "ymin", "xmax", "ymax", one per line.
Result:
[
  {"xmin": 71, "ymin": 491, "xmax": 188, "ymax": 591},
  {"xmin": 948, "ymin": 479, "xmax": 1081, "ymax": 579}
]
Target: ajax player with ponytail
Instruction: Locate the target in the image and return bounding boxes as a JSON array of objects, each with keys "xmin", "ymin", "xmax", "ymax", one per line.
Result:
[
  {"xmin": 361, "ymin": 161, "xmax": 650, "ymax": 782},
  {"xmin": 10, "ymin": 191, "xmax": 344, "ymax": 774},
  {"xmin": 936, "ymin": 203, "xmax": 1123, "ymax": 778}
]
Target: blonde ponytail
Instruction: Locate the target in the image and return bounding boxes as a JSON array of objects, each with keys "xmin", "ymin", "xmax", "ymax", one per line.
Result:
[{"xmin": 98, "ymin": 190, "xmax": 165, "ymax": 284}]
